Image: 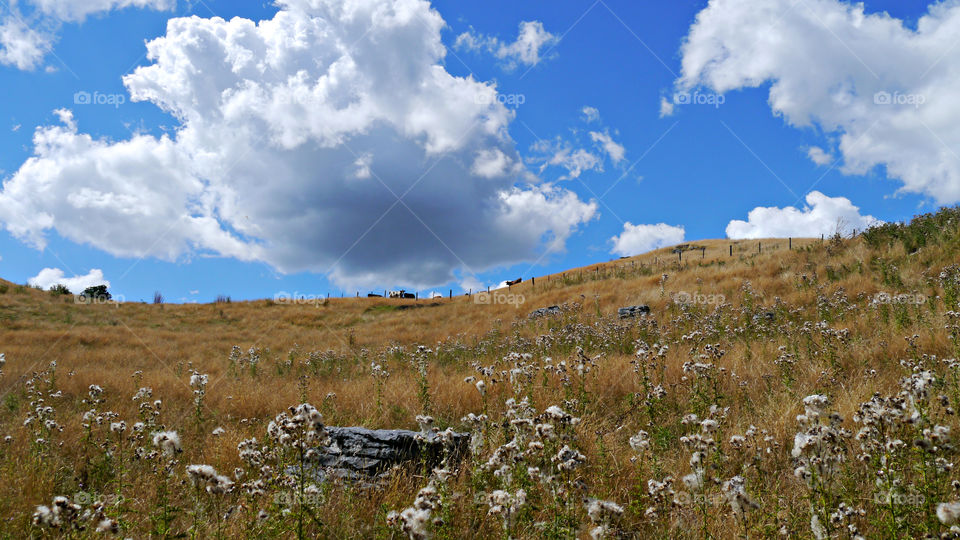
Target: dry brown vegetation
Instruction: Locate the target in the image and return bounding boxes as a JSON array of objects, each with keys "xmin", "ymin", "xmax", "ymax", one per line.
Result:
[{"xmin": 2, "ymin": 215, "xmax": 960, "ymax": 538}]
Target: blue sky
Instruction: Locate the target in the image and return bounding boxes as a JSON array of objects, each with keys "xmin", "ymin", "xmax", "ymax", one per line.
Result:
[{"xmin": 0, "ymin": 0, "xmax": 954, "ymax": 303}]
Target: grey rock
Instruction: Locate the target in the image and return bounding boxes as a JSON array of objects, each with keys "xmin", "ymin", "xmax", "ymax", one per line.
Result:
[
  {"xmin": 618, "ymin": 305, "xmax": 650, "ymax": 319},
  {"xmin": 529, "ymin": 305, "xmax": 562, "ymax": 319},
  {"xmin": 293, "ymin": 426, "xmax": 469, "ymax": 484}
]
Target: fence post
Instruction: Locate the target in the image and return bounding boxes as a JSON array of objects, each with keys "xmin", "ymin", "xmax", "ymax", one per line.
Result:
[
  {"xmin": 789, "ymin": 237, "xmax": 792, "ymax": 250},
  {"xmin": 678, "ymin": 251, "xmax": 682, "ymax": 262},
  {"xmin": 758, "ymin": 242, "xmax": 761, "ymax": 254},
  {"xmin": 729, "ymin": 245, "xmax": 732, "ymax": 256},
  {"xmin": 449, "ymin": 289, "xmax": 452, "ymax": 299},
  {"xmin": 701, "ymin": 247, "xmax": 705, "ymax": 259}
]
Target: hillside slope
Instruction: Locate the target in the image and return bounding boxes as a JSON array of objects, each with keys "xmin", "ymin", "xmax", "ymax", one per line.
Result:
[{"xmin": 1, "ymin": 209, "xmax": 959, "ymax": 538}]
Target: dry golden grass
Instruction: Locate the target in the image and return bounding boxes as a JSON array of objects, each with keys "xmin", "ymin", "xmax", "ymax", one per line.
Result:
[{"xmin": 1, "ymin": 231, "xmax": 959, "ymax": 538}]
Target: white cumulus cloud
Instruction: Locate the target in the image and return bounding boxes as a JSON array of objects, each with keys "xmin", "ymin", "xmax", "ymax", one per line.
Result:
[
  {"xmin": 676, "ymin": 0, "xmax": 960, "ymax": 203},
  {"xmin": 28, "ymin": 267, "xmax": 109, "ymax": 292},
  {"xmin": 0, "ymin": 0, "xmax": 596, "ymax": 289},
  {"xmin": 806, "ymin": 146, "xmax": 833, "ymax": 166},
  {"xmin": 0, "ymin": 0, "xmax": 173, "ymax": 70},
  {"xmin": 610, "ymin": 222, "xmax": 685, "ymax": 257},
  {"xmin": 455, "ymin": 20, "xmax": 558, "ymax": 70},
  {"xmin": 725, "ymin": 191, "xmax": 883, "ymax": 239}
]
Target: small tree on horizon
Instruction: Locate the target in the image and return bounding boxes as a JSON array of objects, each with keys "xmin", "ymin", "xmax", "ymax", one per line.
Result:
[{"xmin": 82, "ymin": 285, "xmax": 111, "ymax": 302}]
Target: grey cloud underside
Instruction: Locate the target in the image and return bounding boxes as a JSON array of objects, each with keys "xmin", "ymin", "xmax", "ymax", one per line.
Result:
[{"xmin": 226, "ymin": 130, "xmax": 555, "ymax": 285}]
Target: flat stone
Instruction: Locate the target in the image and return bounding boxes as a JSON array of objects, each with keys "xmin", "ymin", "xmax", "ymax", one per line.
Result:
[
  {"xmin": 618, "ymin": 305, "xmax": 650, "ymax": 319},
  {"xmin": 292, "ymin": 426, "xmax": 470, "ymax": 484}
]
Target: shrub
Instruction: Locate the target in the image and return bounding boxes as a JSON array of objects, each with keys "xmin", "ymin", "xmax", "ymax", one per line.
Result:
[{"xmin": 49, "ymin": 284, "xmax": 72, "ymax": 296}]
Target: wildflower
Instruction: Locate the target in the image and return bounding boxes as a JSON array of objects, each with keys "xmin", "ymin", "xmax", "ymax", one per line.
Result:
[
  {"xmin": 487, "ymin": 489, "xmax": 527, "ymax": 533},
  {"xmin": 629, "ymin": 430, "xmax": 650, "ymax": 452},
  {"xmin": 475, "ymin": 379, "xmax": 486, "ymax": 396},
  {"xmin": 553, "ymin": 445, "xmax": 586, "ymax": 471},
  {"xmin": 682, "ymin": 472, "xmax": 702, "ymax": 492},
  {"xmin": 32, "ymin": 496, "xmax": 81, "ymax": 530},
  {"xmin": 585, "ymin": 498, "xmax": 623, "ymax": 539},
  {"xmin": 186, "ymin": 464, "xmax": 234, "ymax": 495},
  {"xmin": 152, "ymin": 431, "xmax": 182, "ymax": 457},
  {"xmin": 267, "ymin": 403, "xmax": 331, "ymax": 451},
  {"xmin": 96, "ymin": 518, "xmax": 118, "ymax": 533},
  {"xmin": 811, "ymin": 513, "xmax": 827, "ymax": 540},
  {"xmin": 938, "ymin": 502, "xmax": 960, "ymax": 525},
  {"xmin": 32, "ymin": 505, "xmax": 58, "ymax": 528},
  {"xmin": 212, "ymin": 427, "xmax": 225, "ymax": 436},
  {"xmin": 109, "ymin": 422, "xmax": 126, "ymax": 434},
  {"xmin": 721, "ymin": 476, "xmax": 758, "ymax": 515},
  {"xmin": 543, "ymin": 405, "xmax": 580, "ymax": 425},
  {"xmin": 392, "ymin": 474, "xmax": 444, "ymax": 540},
  {"xmin": 416, "ymin": 415, "xmax": 435, "ymax": 437}
]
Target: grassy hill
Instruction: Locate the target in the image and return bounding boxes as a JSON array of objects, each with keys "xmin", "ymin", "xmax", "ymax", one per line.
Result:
[{"xmin": 2, "ymin": 209, "xmax": 959, "ymax": 538}]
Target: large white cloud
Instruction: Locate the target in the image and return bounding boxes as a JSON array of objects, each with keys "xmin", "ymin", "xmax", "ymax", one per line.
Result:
[
  {"xmin": 726, "ymin": 191, "xmax": 882, "ymax": 239},
  {"xmin": 28, "ymin": 267, "xmax": 109, "ymax": 292},
  {"xmin": 0, "ymin": 0, "xmax": 597, "ymax": 289},
  {"xmin": 675, "ymin": 0, "xmax": 960, "ymax": 203},
  {"xmin": 455, "ymin": 20, "xmax": 558, "ymax": 70},
  {"xmin": 610, "ymin": 222, "xmax": 685, "ymax": 257},
  {"xmin": 0, "ymin": 0, "xmax": 173, "ymax": 70}
]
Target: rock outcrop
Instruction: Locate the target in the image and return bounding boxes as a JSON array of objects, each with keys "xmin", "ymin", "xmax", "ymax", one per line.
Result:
[
  {"xmin": 297, "ymin": 426, "xmax": 469, "ymax": 483},
  {"xmin": 618, "ymin": 305, "xmax": 650, "ymax": 319}
]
